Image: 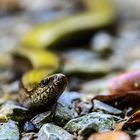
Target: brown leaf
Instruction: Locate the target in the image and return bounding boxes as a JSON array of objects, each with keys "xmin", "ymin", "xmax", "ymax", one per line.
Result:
[
  {"xmin": 123, "ymin": 110, "xmax": 140, "ymax": 130},
  {"xmin": 93, "ymin": 91, "xmax": 140, "ymax": 110},
  {"xmin": 109, "ymin": 71, "xmax": 140, "ymax": 95},
  {"xmin": 87, "ymin": 131, "xmax": 131, "ymax": 140},
  {"xmin": 115, "ymin": 119, "xmax": 128, "ymax": 131}
]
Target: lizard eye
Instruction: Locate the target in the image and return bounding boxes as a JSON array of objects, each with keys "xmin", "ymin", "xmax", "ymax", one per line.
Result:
[
  {"xmin": 40, "ymin": 79, "xmax": 49, "ymax": 87},
  {"xmin": 54, "ymin": 75, "xmax": 59, "ymax": 81}
]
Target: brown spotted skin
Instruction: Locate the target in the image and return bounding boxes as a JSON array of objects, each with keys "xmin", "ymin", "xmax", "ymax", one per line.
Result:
[{"xmin": 19, "ymin": 73, "xmax": 67, "ymax": 110}]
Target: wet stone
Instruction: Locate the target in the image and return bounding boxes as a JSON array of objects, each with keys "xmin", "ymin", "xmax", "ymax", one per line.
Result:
[
  {"xmin": 24, "ymin": 121, "xmax": 37, "ymax": 132},
  {"xmin": 135, "ymin": 129, "xmax": 140, "ymax": 137},
  {"xmin": 76, "ymin": 101, "xmax": 92, "ymax": 116},
  {"xmin": 0, "ymin": 120, "xmax": 20, "ymax": 140},
  {"xmin": 19, "ymin": 0, "xmax": 81, "ymax": 11},
  {"xmin": 93, "ymin": 100, "xmax": 122, "ymax": 115},
  {"xmin": 90, "ymin": 32, "xmax": 113, "ymax": 58},
  {"xmin": 80, "ymin": 77, "xmax": 110, "ymax": 95},
  {"xmin": 0, "ymin": 93, "xmax": 10, "ymax": 108},
  {"xmin": 128, "ymin": 60, "xmax": 140, "ymax": 71},
  {"xmin": 0, "ymin": 101, "xmax": 30, "ymax": 122},
  {"xmin": 63, "ymin": 49, "xmax": 112, "ymax": 75},
  {"xmin": 53, "ymin": 91, "xmax": 80, "ymax": 126},
  {"xmin": 64, "ymin": 112, "xmax": 115, "ymax": 136},
  {"xmin": 37, "ymin": 123, "xmax": 77, "ymax": 140},
  {"xmin": 0, "ymin": 114, "xmax": 8, "ymax": 122},
  {"xmin": 0, "ymin": 68, "xmax": 16, "ymax": 83},
  {"xmin": 31, "ymin": 111, "xmax": 54, "ymax": 129}
]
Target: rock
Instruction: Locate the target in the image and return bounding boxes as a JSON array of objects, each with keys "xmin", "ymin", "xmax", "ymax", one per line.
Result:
[
  {"xmin": 0, "ymin": 114, "xmax": 8, "ymax": 122},
  {"xmin": 76, "ymin": 101, "xmax": 92, "ymax": 116},
  {"xmin": 20, "ymin": 0, "xmax": 81, "ymax": 11},
  {"xmin": 64, "ymin": 59, "xmax": 111, "ymax": 75},
  {"xmin": 128, "ymin": 61, "xmax": 140, "ymax": 71},
  {"xmin": 8, "ymin": 81, "xmax": 19, "ymax": 93},
  {"xmin": 93, "ymin": 100, "xmax": 122, "ymax": 115},
  {"xmin": 80, "ymin": 77, "xmax": 110, "ymax": 95},
  {"xmin": 112, "ymin": 0, "xmax": 140, "ymax": 19},
  {"xmin": 87, "ymin": 131, "xmax": 130, "ymax": 140},
  {"xmin": 0, "ymin": 120, "xmax": 20, "ymax": 140},
  {"xmin": 109, "ymin": 40, "xmax": 140, "ymax": 71},
  {"xmin": 90, "ymin": 32, "xmax": 113, "ymax": 58},
  {"xmin": 63, "ymin": 49, "xmax": 112, "ymax": 75},
  {"xmin": 64, "ymin": 112, "xmax": 115, "ymax": 136},
  {"xmin": 24, "ymin": 121, "xmax": 37, "ymax": 132},
  {"xmin": 53, "ymin": 91, "xmax": 80, "ymax": 126},
  {"xmin": 0, "ymin": 101, "xmax": 30, "ymax": 121},
  {"xmin": 37, "ymin": 123, "xmax": 76, "ymax": 140},
  {"xmin": 31, "ymin": 111, "xmax": 54, "ymax": 129},
  {"xmin": 0, "ymin": 68, "xmax": 16, "ymax": 83},
  {"xmin": 135, "ymin": 129, "xmax": 140, "ymax": 137}
]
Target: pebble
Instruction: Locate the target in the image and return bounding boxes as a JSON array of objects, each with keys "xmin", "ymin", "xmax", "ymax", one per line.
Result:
[
  {"xmin": 64, "ymin": 112, "xmax": 115, "ymax": 136},
  {"xmin": 31, "ymin": 111, "xmax": 54, "ymax": 129},
  {"xmin": 0, "ymin": 120, "xmax": 20, "ymax": 140},
  {"xmin": 93, "ymin": 99, "xmax": 122, "ymax": 115},
  {"xmin": 24, "ymin": 121, "xmax": 37, "ymax": 132},
  {"xmin": 90, "ymin": 32, "xmax": 113, "ymax": 58},
  {"xmin": 0, "ymin": 101, "xmax": 30, "ymax": 121},
  {"xmin": 53, "ymin": 91, "xmax": 80, "ymax": 126},
  {"xmin": 37, "ymin": 123, "xmax": 77, "ymax": 140}
]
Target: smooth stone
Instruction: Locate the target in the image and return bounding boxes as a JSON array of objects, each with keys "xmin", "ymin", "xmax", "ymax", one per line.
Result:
[
  {"xmin": 76, "ymin": 101, "xmax": 92, "ymax": 116},
  {"xmin": 64, "ymin": 112, "xmax": 115, "ymax": 136},
  {"xmin": 80, "ymin": 78, "xmax": 110, "ymax": 95},
  {"xmin": 31, "ymin": 111, "xmax": 54, "ymax": 129},
  {"xmin": 62, "ymin": 49, "xmax": 111, "ymax": 75},
  {"xmin": 20, "ymin": 0, "xmax": 81, "ymax": 11},
  {"xmin": 90, "ymin": 32, "xmax": 113, "ymax": 57},
  {"xmin": 93, "ymin": 100, "xmax": 122, "ymax": 115},
  {"xmin": 0, "ymin": 114, "xmax": 8, "ymax": 122},
  {"xmin": 128, "ymin": 60, "xmax": 140, "ymax": 71},
  {"xmin": 0, "ymin": 120, "xmax": 20, "ymax": 140},
  {"xmin": 37, "ymin": 123, "xmax": 76, "ymax": 140},
  {"xmin": 80, "ymin": 74, "xmax": 117, "ymax": 95},
  {"xmin": 0, "ymin": 81, "xmax": 19, "ymax": 94},
  {"xmin": 24, "ymin": 121, "xmax": 37, "ymax": 132},
  {"xmin": 64, "ymin": 59, "xmax": 111, "ymax": 75},
  {"xmin": 135, "ymin": 129, "xmax": 140, "ymax": 135},
  {"xmin": 0, "ymin": 101, "xmax": 30, "ymax": 121},
  {"xmin": 0, "ymin": 68, "xmax": 16, "ymax": 83},
  {"xmin": 109, "ymin": 40, "xmax": 140, "ymax": 71},
  {"xmin": 8, "ymin": 81, "xmax": 19, "ymax": 93},
  {"xmin": 53, "ymin": 91, "xmax": 80, "ymax": 126}
]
